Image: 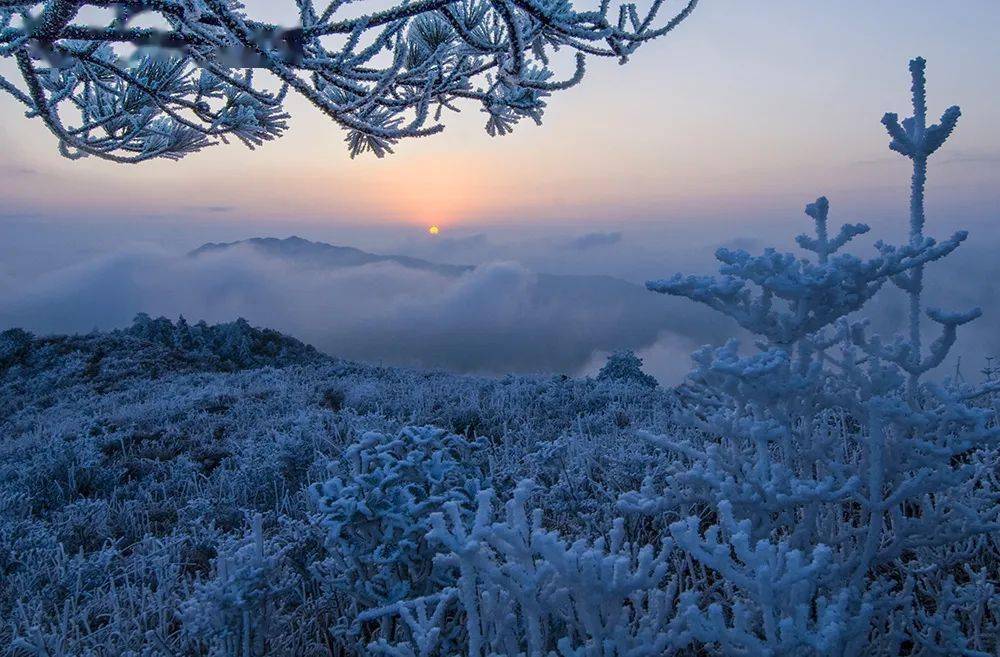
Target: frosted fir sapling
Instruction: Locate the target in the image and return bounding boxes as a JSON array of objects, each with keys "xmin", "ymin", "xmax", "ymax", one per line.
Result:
[{"xmin": 630, "ymin": 57, "xmax": 999, "ymax": 656}]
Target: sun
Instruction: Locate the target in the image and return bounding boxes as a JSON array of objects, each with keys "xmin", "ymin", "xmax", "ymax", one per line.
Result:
[{"xmin": 428, "ymin": 225, "xmax": 440, "ymax": 235}]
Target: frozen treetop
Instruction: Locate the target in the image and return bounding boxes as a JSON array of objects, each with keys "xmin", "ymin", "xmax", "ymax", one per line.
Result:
[
  {"xmin": 0, "ymin": 0, "xmax": 698, "ymax": 162},
  {"xmin": 881, "ymin": 57, "xmax": 961, "ymax": 162}
]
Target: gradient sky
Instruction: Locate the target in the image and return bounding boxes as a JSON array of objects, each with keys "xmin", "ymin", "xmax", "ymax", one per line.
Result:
[{"xmin": 1, "ymin": 0, "xmax": 999, "ymax": 234}]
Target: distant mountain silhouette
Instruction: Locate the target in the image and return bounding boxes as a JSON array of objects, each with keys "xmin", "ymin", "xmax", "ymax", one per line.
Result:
[
  {"xmin": 188, "ymin": 236, "xmax": 733, "ymax": 363},
  {"xmin": 190, "ymin": 236, "xmax": 472, "ymax": 277}
]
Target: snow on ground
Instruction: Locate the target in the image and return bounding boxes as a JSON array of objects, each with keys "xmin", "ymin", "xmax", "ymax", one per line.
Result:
[{"xmin": 1, "ymin": 316, "xmax": 681, "ymax": 656}]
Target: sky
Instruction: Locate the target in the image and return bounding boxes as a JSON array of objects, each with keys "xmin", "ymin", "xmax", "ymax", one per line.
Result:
[
  {"xmin": 1, "ymin": 0, "xmax": 999, "ymax": 382},
  {"xmin": 1, "ymin": 1, "xmax": 999, "ymax": 234}
]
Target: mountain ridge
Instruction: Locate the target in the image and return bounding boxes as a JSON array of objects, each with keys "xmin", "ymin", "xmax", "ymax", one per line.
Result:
[{"xmin": 189, "ymin": 235, "xmax": 473, "ymax": 277}]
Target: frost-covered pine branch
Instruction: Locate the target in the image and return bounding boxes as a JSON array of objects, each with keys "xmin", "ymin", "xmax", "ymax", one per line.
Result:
[{"xmin": 0, "ymin": 0, "xmax": 698, "ymax": 162}]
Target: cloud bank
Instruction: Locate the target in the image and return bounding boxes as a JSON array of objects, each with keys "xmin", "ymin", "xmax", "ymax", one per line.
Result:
[
  {"xmin": 0, "ymin": 245, "xmax": 730, "ymax": 381},
  {"xmin": 3, "ymin": 228, "xmax": 993, "ymax": 385}
]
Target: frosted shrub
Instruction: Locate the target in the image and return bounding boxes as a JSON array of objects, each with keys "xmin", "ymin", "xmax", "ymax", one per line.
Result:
[
  {"xmin": 310, "ymin": 426, "xmax": 488, "ymax": 650},
  {"xmin": 181, "ymin": 516, "xmax": 279, "ymax": 657},
  {"xmin": 0, "ymin": 328, "xmax": 32, "ymax": 370},
  {"xmin": 365, "ymin": 480, "xmax": 681, "ymax": 657},
  {"xmin": 597, "ymin": 350, "xmax": 658, "ymax": 389},
  {"xmin": 179, "ymin": 514, "xmax": 319, "ymax": 657},
  {"xmin": 130, "ymin": 313, "xmax": 320, "ymax": 370}
]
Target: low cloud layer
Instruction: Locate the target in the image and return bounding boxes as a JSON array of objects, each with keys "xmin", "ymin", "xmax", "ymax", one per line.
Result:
[
  {"xmin": 0, "ymin": 245, "xmax": 729, "ymax": 381},
  {"xmin": 2, "ymin": 224, "xmax": 995, "ymax": 385}
]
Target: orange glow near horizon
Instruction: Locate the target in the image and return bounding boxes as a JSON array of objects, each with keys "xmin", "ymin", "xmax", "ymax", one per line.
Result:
[{"xmin": 3, "ymin": 3, "xmax": 999, "ymax": 230}]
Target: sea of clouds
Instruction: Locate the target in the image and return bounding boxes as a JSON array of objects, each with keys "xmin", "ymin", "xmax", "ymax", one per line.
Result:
[
  {"xmin": 1, "ymin": 217, "xmax": 996, "ymax": 385},
  {"xmin": 0, "ymin": 241, "xmax": 736, "ymax": 382}
]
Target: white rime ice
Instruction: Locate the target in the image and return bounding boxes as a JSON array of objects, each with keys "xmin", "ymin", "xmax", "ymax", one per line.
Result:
[
  {"xmin": 3, "ymin": 59, "xmax": 999, "ymax": 657},
  {"xmin": 0, "ymin": 0, "xmax": 697, "ymax": 161}
]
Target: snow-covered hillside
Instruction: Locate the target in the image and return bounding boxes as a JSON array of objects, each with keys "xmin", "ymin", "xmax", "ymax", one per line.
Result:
[
  {"xmin": 1, "ymin": 317, "xmax": 682, "ymax": 656},
  {"xmin": 4, "ymin": 313, "xmax": 998, "ymax": 657}
]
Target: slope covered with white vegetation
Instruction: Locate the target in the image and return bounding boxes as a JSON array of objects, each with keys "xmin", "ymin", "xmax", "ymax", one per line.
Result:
[
  {"xmin": 3, "ymin": 59, "xmax": 1000, "ymax": 657},
  {"xmin": 1, "ymin": 316, "xmax": 682, "ymax": 656}
]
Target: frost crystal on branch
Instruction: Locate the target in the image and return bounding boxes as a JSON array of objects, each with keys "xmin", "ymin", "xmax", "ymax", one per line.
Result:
[{"xmin": 0, "ymin": 0, "xmax": 698, "ymax": 161}]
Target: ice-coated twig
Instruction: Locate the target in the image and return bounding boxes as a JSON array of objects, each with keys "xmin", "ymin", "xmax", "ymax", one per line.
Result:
[
  {"xmin": 647, "ymin": 226, "xmax": 965, "ymax": 347},
  {"xmin": 796, "ymin": 197, "xmax": 869, "ymax": 266}
]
